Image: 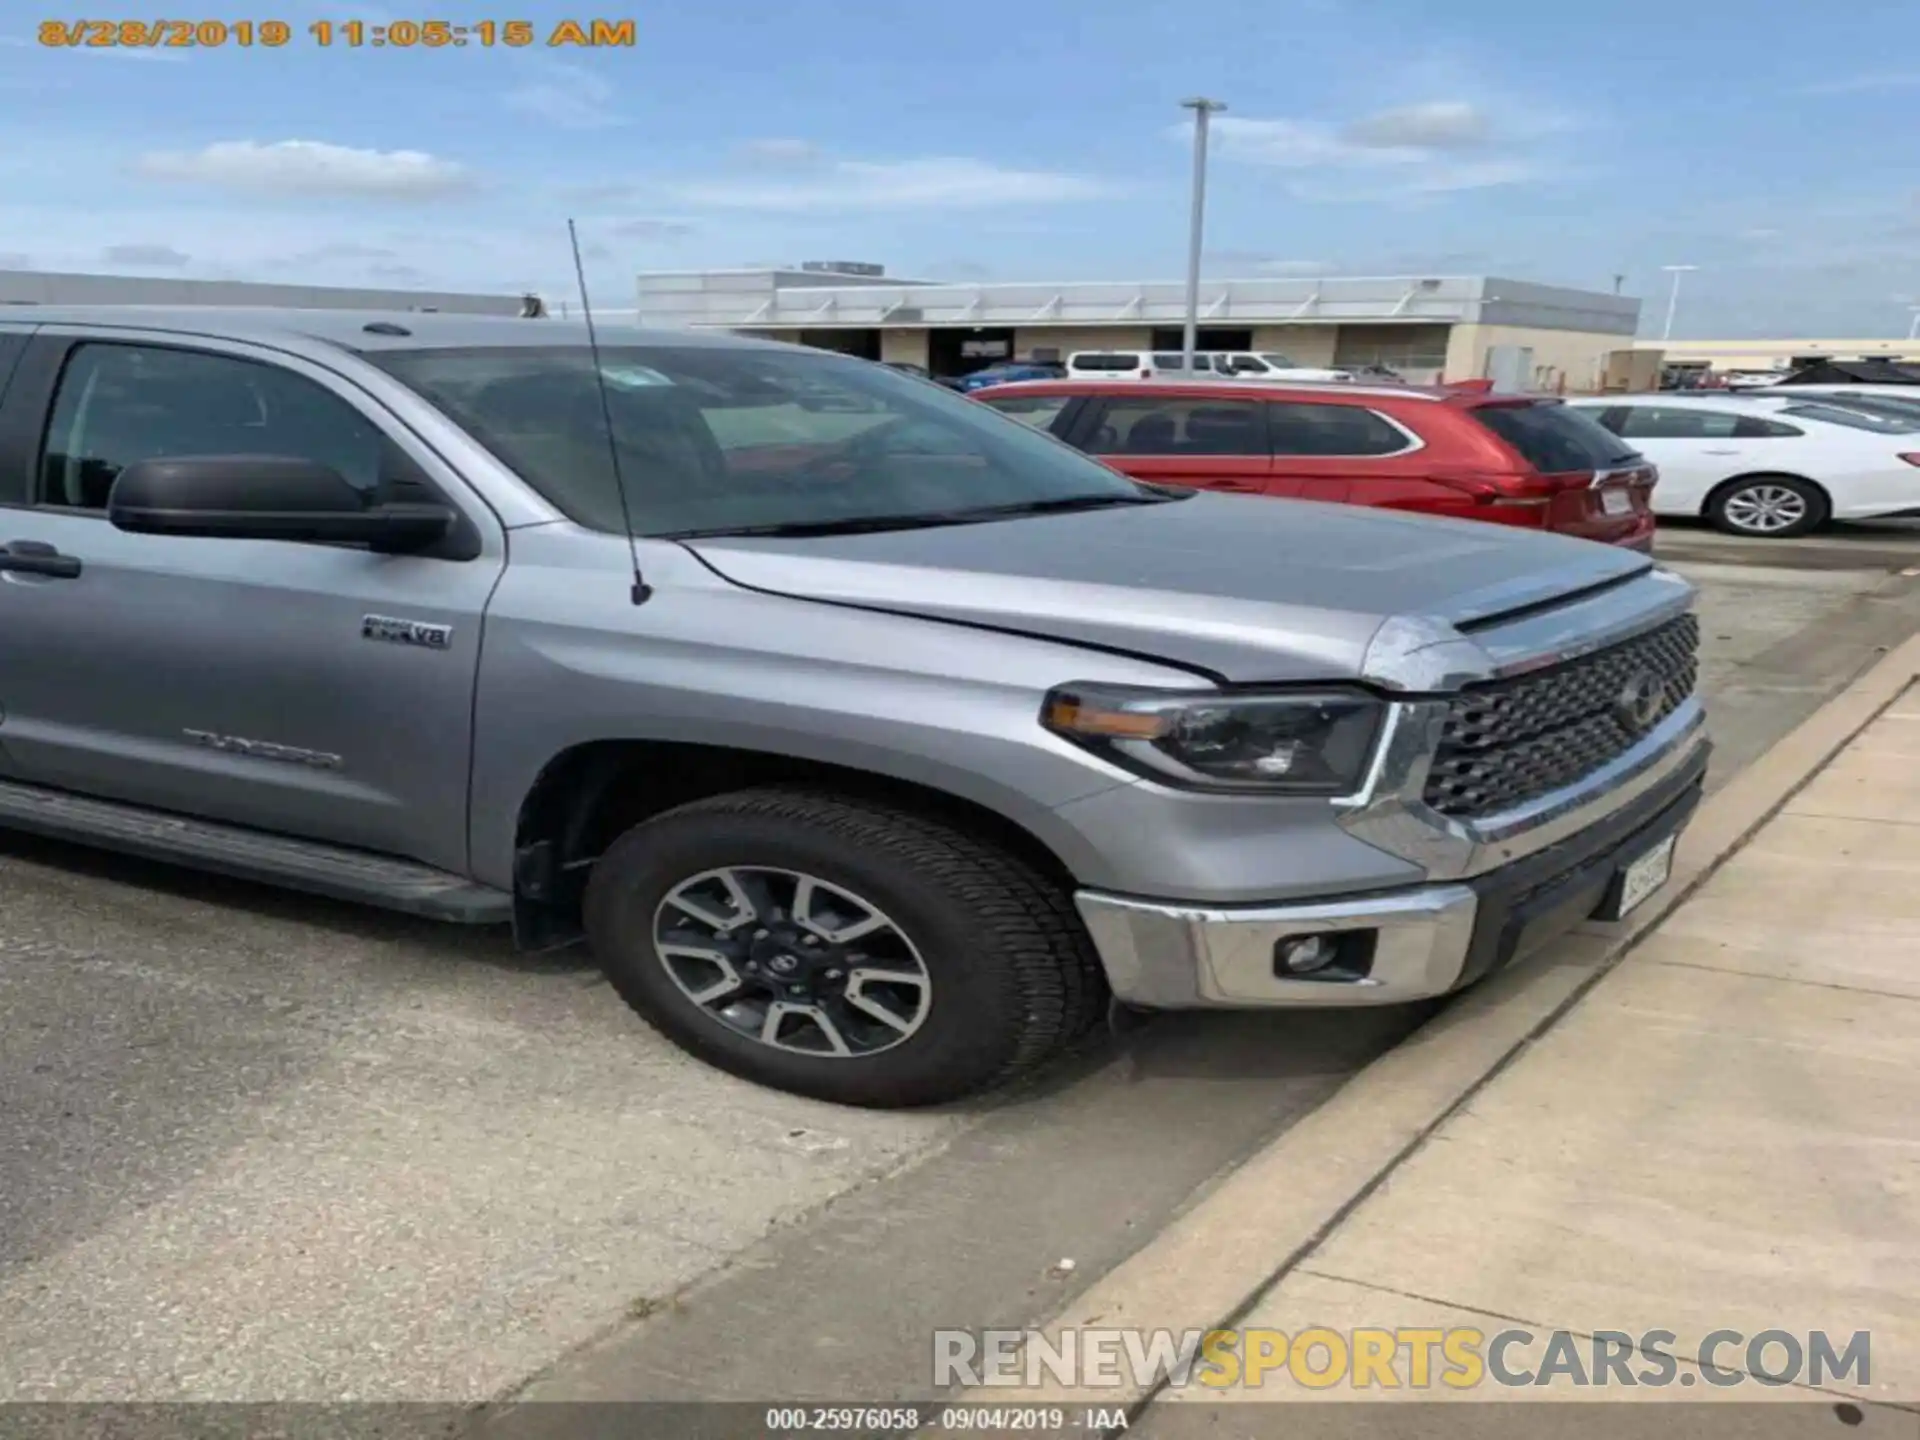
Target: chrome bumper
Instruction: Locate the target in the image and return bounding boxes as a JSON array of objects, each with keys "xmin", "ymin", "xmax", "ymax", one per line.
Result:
[
  {"xmin": 1077, "ymin": 700, "xmax": 1709, "ymax": 1011},
  {"xmin": 1077, "ymin": 881, "xmax": 1480, "ymax": 1009}
]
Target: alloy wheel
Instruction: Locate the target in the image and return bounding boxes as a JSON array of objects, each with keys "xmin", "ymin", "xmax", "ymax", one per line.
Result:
[
  {"xmin": 651, "ymin": 866, "xmax": 932, "ymax": 1058},
  {"xmin": 1721, "ymin": 483, "xmax": 1809, "ymax": 535}
]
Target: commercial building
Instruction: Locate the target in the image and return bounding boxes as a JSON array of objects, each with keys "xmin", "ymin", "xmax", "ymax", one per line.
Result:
[
  {"xmin": 1635, "ymin": 337, "xmax": 1920, "ymax": 379},
  {"xmin": 0, "ymin": 267, "xmax": 539, "ymax": 316},
  {"xmin": 636, "ymin": 264, "xmax": 1642, "ymax": 390}
]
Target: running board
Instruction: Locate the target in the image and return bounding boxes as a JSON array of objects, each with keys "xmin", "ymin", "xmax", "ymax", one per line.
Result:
[{"xmin": 0, "ymin": 778, "xmax": 512, "ymax": 924}]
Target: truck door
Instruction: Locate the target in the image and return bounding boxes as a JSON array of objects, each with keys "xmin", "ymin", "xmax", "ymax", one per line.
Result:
[{"xmin": 0, "ymin": 330, "xmax": 504, "ymax": 873}]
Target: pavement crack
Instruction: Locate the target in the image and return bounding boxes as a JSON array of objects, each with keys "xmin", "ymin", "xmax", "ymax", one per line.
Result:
[{"xmin": 1644, "ymin": 954, "xmax": 1920, "ymax": 1002}]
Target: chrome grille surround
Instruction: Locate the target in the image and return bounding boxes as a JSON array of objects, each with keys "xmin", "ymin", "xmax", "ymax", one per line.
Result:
[
  {"xmin": 1423, "ymin": 613, "xmax": 1700, "ymax": 819},
  {"xmin": 1338, "ymin": 566, "xmax": 1709, "ymax": 884}
]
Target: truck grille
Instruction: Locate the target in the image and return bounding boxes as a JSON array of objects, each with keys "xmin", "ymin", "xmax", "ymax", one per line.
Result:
[{"xmin": 1423, "ymin": 613, "xmax": 1700, "ymax": 820}]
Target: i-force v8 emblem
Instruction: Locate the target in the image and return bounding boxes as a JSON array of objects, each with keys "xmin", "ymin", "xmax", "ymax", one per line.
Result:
[{"xmin": 361, "ymin": 614, "xmax": 454, "ymax": 650}]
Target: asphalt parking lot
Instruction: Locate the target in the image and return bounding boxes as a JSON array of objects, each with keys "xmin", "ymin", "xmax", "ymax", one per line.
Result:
[{"xmin": 3, "ymin": 521, "xmax": 1917, "ymax": 1406}]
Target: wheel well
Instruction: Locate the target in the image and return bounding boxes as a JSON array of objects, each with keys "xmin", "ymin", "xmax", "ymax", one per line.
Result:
[
  {"xmin": 1700, "ymin": 471, "xmax": 1831, "ymax": 518},
  {"xmin": 511, "ymin": 740, "xmax": 1079, "ymax": 942}
]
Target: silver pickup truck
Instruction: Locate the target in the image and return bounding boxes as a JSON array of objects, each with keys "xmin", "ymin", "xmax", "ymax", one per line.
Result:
[{"xmin": 0, "ymin": 309, "xmax": 1707, "ymax": 1107}]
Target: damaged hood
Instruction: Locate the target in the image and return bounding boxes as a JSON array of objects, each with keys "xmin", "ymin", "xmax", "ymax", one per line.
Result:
[{"xmin": 683, "ymin": 490, "xmax": 1652, "ymax": 684}]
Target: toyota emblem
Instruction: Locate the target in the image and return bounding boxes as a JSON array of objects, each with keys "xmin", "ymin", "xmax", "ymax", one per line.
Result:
[{"xmin": 1613, "ymin": 672, "xmax": 1667, "ymax": 732}]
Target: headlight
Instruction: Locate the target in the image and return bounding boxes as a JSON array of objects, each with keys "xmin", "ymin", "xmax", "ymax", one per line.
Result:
[{"xmin": 1041, "ymin": 684, "xmax": 1385, "ymax": 794}]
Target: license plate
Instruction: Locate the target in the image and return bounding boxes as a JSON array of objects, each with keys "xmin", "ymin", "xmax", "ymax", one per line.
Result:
[
  {"xmin": 1604, "ymin": 835, "xmax": 1677, "ymax": 921},
  {"xmin": 1600, "ymin": 487, "xmax": 1634, "ymax": 516}
]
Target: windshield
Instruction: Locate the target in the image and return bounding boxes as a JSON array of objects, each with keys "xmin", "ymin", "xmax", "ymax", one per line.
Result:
[
  {"xmin": 1258, "ymin": 354, "xmax": 1299, "ymax": 369},
  {"xmin": 367, "ymin": 344, "xmax": 1146, "ymax": 536}
]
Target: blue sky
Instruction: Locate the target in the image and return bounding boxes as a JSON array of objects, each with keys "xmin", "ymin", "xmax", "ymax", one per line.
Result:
[{"xmin": 3, "ymin": 0, "xmax": 1918, "ymax": 337}]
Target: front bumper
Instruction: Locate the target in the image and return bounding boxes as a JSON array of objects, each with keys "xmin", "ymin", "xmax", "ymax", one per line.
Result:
[{"xmin": 1076, "ymin": 733, "xmax": 1708, "ymax": 1010}]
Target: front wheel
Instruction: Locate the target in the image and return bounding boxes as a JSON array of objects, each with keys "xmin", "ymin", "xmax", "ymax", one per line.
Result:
[
  {"xmin": 1705, "ymin": 475, "xmax": 1829, "ymax": 538},
  {"xmin": 583, "ymin": 787, "xmax": 1107, "ymax": 1108}
]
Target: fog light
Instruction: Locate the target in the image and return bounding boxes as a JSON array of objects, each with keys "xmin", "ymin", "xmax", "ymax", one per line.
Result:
[{"xmin": 1276, "ymin": 934, "xmax": 1338, "ymax": 975}]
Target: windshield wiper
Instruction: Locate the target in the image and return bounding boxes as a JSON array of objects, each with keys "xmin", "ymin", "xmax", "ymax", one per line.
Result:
[
  {"xmin": 660, "ymin": 491, "xmax": 1184, "ymax": 541},
  {"xmin": 659, "ymin": 514, "xmax": 971, "ymax": 539},
  {"xmin": 915, "ymin": 491, "xmax": 1190, "ymax": 522}
]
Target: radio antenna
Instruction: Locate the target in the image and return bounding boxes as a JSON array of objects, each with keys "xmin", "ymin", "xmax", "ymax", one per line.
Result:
[{"xmin": 568, "ymin": 218, "xmax": 652, "ymax": 605}]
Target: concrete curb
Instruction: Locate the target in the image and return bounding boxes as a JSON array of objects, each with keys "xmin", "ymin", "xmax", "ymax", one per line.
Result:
[{"xmin": 962, "ymin": 632, "xmax": 1920, "ymax": 1414}]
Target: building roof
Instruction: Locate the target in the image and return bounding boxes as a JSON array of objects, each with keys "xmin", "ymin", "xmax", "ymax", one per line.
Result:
[
  {"xmin": 1635, "ymin": 338, "xmax": 1920, "ymax": 360},
  {"xmin": 636, "ymin": 270, "xmax": 1642, "ymax": 336}
]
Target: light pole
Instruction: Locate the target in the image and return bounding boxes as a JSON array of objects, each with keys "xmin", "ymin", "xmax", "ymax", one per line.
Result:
[
  {"xmin": 1905, "ymin": 306, "xmax": 1920, "ymax": 341},
  {"xmin": 1180, "ymin": 97, "xmax": 1227, "ymax": 375},
  {"xmin": 1660, "ymin": 264, "xmax": 1697, "ymax": 342}
]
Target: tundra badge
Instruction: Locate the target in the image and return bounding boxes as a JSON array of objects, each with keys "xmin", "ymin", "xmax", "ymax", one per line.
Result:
[{"xmin": 362, "ymin": 614, "xmax": 453, "ymax": 650}]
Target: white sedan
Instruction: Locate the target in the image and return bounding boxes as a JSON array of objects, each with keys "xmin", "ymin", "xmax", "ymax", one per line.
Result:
[{"xmin": 1564, "ymin": 393, "xmax": 1920, "ymax": 537}]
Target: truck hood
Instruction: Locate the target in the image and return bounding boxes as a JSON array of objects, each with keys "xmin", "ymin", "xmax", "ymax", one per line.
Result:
[{"xmin": 683, "ymin": 491, "xmax": 1652, "ymax": 684}]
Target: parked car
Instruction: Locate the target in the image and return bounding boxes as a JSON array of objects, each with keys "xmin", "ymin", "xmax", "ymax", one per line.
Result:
[
  {"xmin": 1564, "ymin": 393, "xmax": 1920, "ymax": 537},
  {"xmin": 1065, "ymin": 350, "xmax": 1356, "ymax": 384},
  {"xmin": 1746, "ymin": 384, "xmax": 1920, "ymax": 421},
  {"xmin": 950, "ymin": 360, "xmax": 1064, "ymax": 393},
  {"xmin": 976, "ymin": 378, "xmax": 1657, "ymax": 550},
  {"xmin": 0, "ymin": 310, "xmax": 1706, "ymax": 1108},
  {"xmin": 1721, "ymin": 370, "xmax": 1787, "ymax": 391},
  {"xmin": 883, "ymin": 361, "xmax": 933, "ymax": 380}
]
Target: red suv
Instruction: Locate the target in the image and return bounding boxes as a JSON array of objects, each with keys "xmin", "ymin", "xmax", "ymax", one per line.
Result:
[{"xmin": 975, "ymin": 379, "xmax": 1657, "ymax": 549}]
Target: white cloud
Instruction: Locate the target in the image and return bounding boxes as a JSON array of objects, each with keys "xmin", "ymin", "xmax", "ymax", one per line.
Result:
[
  {"xmin": 133, "ymin": 140, "xmax": 475, "ymax": 199},
  {"xmin": 734, "ymin": 137, "xmax": 824, "ymax": 165},
  {"xmin": 666, "ymin": 155, "xmax": 1114, "ymax": 211},
  {"xmin": 1206, "ymin": 118, "xmax": 1385, "ymax": 169},
  {"xmin": 1202, "ymin": 98, "xmax": 1547, "ymax": 201},
  {"xmin": 276, "ymin": 241, "xmax": 401, "ymax": 265},
  {"xmin": 1208, "ymin": 101, "xmax": 1500, "ymax": 170},
  {"xmin": 506, "ymin": 63, "xmax": 622, "ymax": 129},
  {"xmin": 1341, "ymin": 101, "xmax": 1490, "ymax": 151},
  {"xmin": 102, "ymin": 242, "xmax": 191, "ymax": 267},
  {"xmin": 1800, "ymin": 71, "xmax": 1920, "ymax": 96},
  {"xmin": 612, "ymin": 217, "xmax": 696, "ymax": 239},
  {"xmin": 1405, "ymin": 159, "xmax": 1537, "ymax": 193}
]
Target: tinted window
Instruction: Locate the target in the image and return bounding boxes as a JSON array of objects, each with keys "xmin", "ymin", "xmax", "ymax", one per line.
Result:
[
  {"xmin": 1091, "ymin": 398, "xmax": 1267, "ymax": 456},
  {"xmin": 1477, "ymin": 402, "xmax": 1640, "ymax": 472},
  {"xmin": 1267, "ymin": 403, "xmax": 1410, "ymax": 456},
  {"xmin": 39, "ymin": 343, "xmax": 385, "ymax": 511},
  {"xmin": 1734, "ymin": 415, "xmax": 1804, "ymax": 437},
  {"xmin": 1779, "ymin": 403, "xmax": 1919, "ymax": 434},
  {"xmin": 1069, "ymin": 353, "xmax": 1140, "ymax": 372},
  {"xmin": 371, "ymin": 344, "xmax": 1141, "ymax": 536},
  {"xmin": 1821, "ymin": 392, "xmax": 1920, "ymax": 420},
  {"xmin": 1611, "ymin": 406, "xmax": 1750, "ymax": 440}
]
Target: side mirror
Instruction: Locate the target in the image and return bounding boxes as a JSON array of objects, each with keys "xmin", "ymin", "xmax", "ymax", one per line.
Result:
[{"xmin": 107, "ymin": 455, "xmax": 455, "ymax": 552}]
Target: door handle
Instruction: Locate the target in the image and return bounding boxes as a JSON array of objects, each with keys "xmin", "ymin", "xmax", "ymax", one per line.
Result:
[
  {"xmin": 1702, "ymin": 448, "xmax": 1740, "ymax": 455},
  {"xmin": 0, "ymin": 540, "xmax": 83, "ymax": 579}
]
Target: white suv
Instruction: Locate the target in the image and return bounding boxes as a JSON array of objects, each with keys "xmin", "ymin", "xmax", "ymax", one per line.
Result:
[{"xmin": 1064, "ymin": 350, "xmax": 1355, "ymax": 383}]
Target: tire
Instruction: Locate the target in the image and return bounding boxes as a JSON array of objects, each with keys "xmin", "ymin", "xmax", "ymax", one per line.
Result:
[
  {"xmin": 1705, "ymin": 474, "xmax": 1829, "ymax": 538},
  {"xmin": 582, "ymin": 786, "xmax": 1107, "ymax": 1108}
]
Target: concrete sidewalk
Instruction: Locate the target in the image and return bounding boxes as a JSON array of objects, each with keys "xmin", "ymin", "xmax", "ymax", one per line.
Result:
[{"xmin": 1136, "ymin": 680, "xmax": 1920, "ymax": 1418}]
